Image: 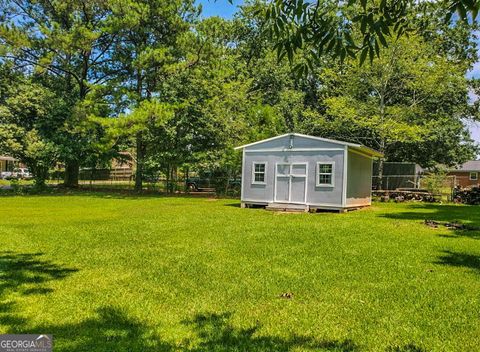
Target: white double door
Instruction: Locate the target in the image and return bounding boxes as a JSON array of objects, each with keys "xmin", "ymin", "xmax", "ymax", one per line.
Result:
[{"xmin": 274, "ymin": 163, "xmax": 307, "ymax": 204}]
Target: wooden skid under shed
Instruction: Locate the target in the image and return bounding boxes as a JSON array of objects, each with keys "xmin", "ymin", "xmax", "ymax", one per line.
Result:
[
  {"xmin": 241, "ymin": 202, "xmax": 367, "ymax": 213},
  {"xmin": 265, "ymin": 203, "xmax": 309, "ymax": 212}
]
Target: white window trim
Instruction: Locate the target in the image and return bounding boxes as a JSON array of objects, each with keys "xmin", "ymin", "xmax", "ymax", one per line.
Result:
[
  {"xmin": 290, "ymin": 163, "xmax": 307, "ymax": 176},
  {"xmin": 470, "ymin": 172, "xmax": 478, "ymax": 181},
  {"xmin": 316, "ymin": 161, "xmax": 335, "ymax": 187},
  {"xmin": 252, "ymin": 162, "xmax": 267, "ymax": 185}
]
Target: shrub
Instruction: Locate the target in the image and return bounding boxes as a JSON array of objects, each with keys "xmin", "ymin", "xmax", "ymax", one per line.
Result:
[{"xmin": 421, "ymin": 169, "xmax": 448, "ymax": 195}]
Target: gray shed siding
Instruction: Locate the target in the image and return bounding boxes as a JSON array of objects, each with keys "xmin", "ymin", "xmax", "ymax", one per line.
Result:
[
  {"xmin": 244, "ymin": 134, "xmax": 345, "ymax": 151},
  {"xmin": 243, "ymin": 151, "xmax": 345, "ymax": 206},
  {"xmin": 346, "ymin": 150, "xmax": 373, "ymax": 206},
  {"xmin": 241, "ymin": 135, "xmax": 346, "ymax": 207}
]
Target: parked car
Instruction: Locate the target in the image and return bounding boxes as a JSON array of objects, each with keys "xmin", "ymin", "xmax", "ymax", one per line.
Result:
[
  {"xmin": 1, "ymin": 168, "xmax": 32, "ymax": 180},
  {"xmin": 186, "ymin": 177, "xmax": 241, "ymax": 192},
  {"xmin": 186, "ymin": 177, "xmax": 211, "ymax": 191},
  {"xmin": 15, "ymin": 168, "xmax": 32, "ymax": 180},
  {"xmin": 1, "ymin": 170, "xmax": 14, "ymax": 180}
]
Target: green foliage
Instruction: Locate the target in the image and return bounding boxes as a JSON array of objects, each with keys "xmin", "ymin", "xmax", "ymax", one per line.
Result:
[
  {"xmin": 0, "ymin": 65, "xmax": 60, "ymax": 185},
  {"xmin": 422, "ymin": 169, "xmax": 448, "ymax": 195},
  {"xmin": 0, "ymin": 0, "xmax": 477, "ymax": 186},
  {"xmin": 105, "ymin": 0, "xmax": 199, "ymax": 191},
  {"xmin": 299, "ymin": 35, "xmax": 477, "ymax": 167},
  {"xmin": 8, "ymin": 178, "xmax": 20, "ymax": 194},
  {"xmin": 264, "ymin": 0, "xmax": 479, "ymax": 72},
  {"xmin": 23, "ymin": 130, "xmax": 59, "ymax": 186},
  {"xmin": 0, "ymin": 0, "xmax": 129, "ymax": 186}
]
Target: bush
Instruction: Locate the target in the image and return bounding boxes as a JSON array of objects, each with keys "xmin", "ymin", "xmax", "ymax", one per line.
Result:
[
  {"xmin": 421, "ymin": 170, "xmax": 447, "ymax": 194},
  {"xmin": 9, "ymin": 179, "xmax": 21, "ymax": 194}
]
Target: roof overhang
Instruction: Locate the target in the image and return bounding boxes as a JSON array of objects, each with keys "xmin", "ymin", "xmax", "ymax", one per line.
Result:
[
  {"xmin": 348, "ymin": 145, "xmax": 384, "ymax": 158},
  {"xmin": 234, "ymin": 133, "xmax": 361, "ymax": 150},
  {"xmin": 234, "ymin": 133, "xmax": 383, "ymax": 158},
  {"xmin": 446, "ymin": 160, "xmax": 480, "ymax": 172},
  {"xmin": 0, "ymin": 156, "xmax": 16, "ymax": 161},
  {"xmin": 448, "ymin": 169, "xmax": 480, "ymax": 172}
]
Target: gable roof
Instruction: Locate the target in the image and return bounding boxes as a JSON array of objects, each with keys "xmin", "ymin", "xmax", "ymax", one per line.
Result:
[
  {"xmin": 234, "ymin": 133, "xmax": 383, "ymax": 158},
  {"xmin": 453, "ymin": 160, "xmax": 480, "ymax": 172}
]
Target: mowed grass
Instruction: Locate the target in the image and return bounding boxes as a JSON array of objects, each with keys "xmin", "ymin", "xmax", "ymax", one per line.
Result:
[{"xmin": 0, "ymin": 195, "xmax": 480, "ymax": 351}]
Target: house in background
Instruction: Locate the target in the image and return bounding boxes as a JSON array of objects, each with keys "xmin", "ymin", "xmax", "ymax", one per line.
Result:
[
  {"xmin": 0, "ymin": 156, "xmax": 16, "ymax": 172},
  {"xmin": 235, "ymin": 133, "xmax": 383, "ymax": 212},
  {"xmin": 447, "ymin": 160, "xmax": 480, "ymax": 188},
  {"xmin": 78, "ymin": 152, "xmax": 135, "ymax": 181},
  {"xmin": 110, "ymin": 151, "xmax": 135, "ymax": 180}
]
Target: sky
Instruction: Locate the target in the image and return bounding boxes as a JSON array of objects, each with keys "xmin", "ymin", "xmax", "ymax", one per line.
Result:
[
  {"xmin": 197, "ymin": 0, "xmax": 480, "ymax": 152},
  {"xmin": 197, "ymin": 0, "xmax": 242, "ymax": 19},
  {"xmin": 467, "ymin": 57, "xmax": 480, "ymax": 149}
]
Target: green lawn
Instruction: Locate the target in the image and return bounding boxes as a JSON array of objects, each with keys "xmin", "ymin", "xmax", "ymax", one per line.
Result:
[{"xmin": 0, "ymin": 195, "xmax": 479, "ymax": 351}]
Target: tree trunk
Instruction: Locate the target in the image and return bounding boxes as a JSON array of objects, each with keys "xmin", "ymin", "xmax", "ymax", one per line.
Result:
[
  {"xmin": 377, "ymin": 158, "xmax": 385, "ymax": 190},
  {"xmin": 167, "ymin": 165, "xmax": 175, "ymax": 194},
  {"xmin": 64, "ymin": 160, "xmax": 80, "ymax": 188},
  {"xmin": 134, "ymin": 132, "xmax": 144, "ymax": 192},
  {"xmin": 376, "ymin": 135, "xmax": 386, "ymax": 190},
  {"xmin": 376, "ymin": 86, "xmax": 387, "ymax": 191},
  {"xmin": 36, "ymin": 166, "xmax": 49, "ymax": 187},
  {"xmin": 171, "ymin": 165, "xmax": 176, "ymax": 193},
  {"xmin": 63, "ymin": 54, "xmax": 89, "ymax": 189},
  {"xmin": 28, "ymin": 161, "xmax": 47, "ymax": 188},
  {"xmin": 90, "ymin": 165, "xmax": 95, "ymax": 190},
  {"xmin": 225, "ymin": 169, "xmax": 230, "ymax": 195},
  {"xmin": 165, "ymin": 164, "xmax": 170, "ymax": 194}
]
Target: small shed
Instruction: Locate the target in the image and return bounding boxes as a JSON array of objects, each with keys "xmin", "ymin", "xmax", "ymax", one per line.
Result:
[{"xmin": 235, "ymin": 133, "xmax": 383, "ymax": 212}]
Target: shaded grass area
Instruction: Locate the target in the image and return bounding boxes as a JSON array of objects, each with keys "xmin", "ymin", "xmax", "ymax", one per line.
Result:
[
  {"xmin": 379, "ymin": 203, "xmax": 480, "ymax": 240},
  {"xmin": 0, "ymin": 196, "xmax": 479, "ymax": 351}
]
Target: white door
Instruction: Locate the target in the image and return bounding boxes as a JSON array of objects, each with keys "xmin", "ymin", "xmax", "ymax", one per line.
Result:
[
  {"xmin": 274, "ymin": 163, "xmax": 307, "ymax": 204},
  {"xmin": 275, "ymin": 164, "xmax": 290, "ymax": 202}
]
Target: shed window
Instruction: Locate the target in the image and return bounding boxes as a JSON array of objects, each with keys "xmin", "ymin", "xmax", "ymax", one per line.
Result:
[
  {"xmin": 252, "ymin": 162, "xmax": 266, "ymax": 184},
  {"xmin": 316, "ymin": 162, "xmax": 335, "ymax": 187},
  {"xmin": 470, "ymin": 172, "xmax": 478, "ymax": 181}
]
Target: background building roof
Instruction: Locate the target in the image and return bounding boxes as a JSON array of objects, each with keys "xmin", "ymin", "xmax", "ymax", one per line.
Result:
[
  {"xmin": 0, "ymin": 156, "xmax": 16, "ymax": 161},
  {"xmin": 455, "ymin": 160, "xmax": 480, "ymax": 172}
]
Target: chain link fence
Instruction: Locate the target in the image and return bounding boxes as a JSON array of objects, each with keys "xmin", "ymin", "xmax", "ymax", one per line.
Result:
[
  {"xmin": 46, "ymin": 168, "xmax": 242, "ymax": 196},
  {"xmin": 372, "ymin": 174, "xmax": 477, "ymax": 201},
  {"xmin": 372, "ymin": 175, "xmax": 421, "ymax": 191},
  {"xmin": 5, "ymin": 165, "xmax": 478, "ymax": 202}
]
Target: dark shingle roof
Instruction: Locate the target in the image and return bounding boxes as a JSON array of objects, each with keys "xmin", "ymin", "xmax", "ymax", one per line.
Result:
[{"xmin": 456, "ymin": 160, "xmax": 480, "ymax": 172}]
